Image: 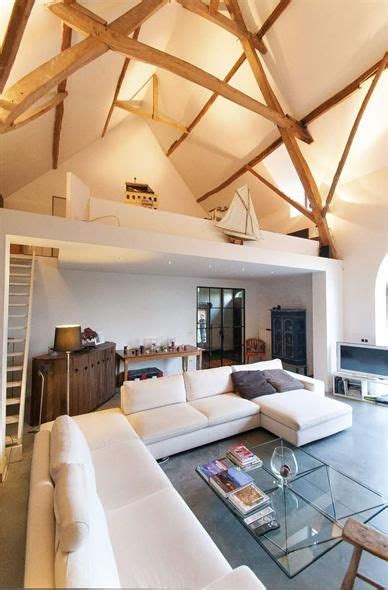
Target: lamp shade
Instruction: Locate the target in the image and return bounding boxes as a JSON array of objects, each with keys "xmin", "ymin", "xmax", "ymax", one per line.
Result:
[{"xmin": 54, "ymin": 325, "xmax": 82, "ymax": 352}]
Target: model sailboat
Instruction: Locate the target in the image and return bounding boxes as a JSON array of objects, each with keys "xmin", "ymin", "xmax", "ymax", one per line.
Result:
[{"xmin": 216, "ymin": 186, "xmax": 261, "ymax": 244}]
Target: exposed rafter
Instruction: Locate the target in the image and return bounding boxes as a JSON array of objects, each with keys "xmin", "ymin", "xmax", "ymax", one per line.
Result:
[
  {"xmin": 177, "ymin": 0, "xmax": 266, "ymax": 53},
  {"xmin": 322, "ymin": 53, "xmax": 387, "ymax": 216},
  {"xmin": 225, "ymin": 0, "xmax": 336, "ymax": 253},
  {"xmin": 1, "ymin": 92, "xmax": 67, "ymax": 133},
  {"xmin": 208, "ymin": 0, "xmax": 220, "ymax": 15},
  {"xmin": 198, "ymin": 54, "xmax": 388, "ymax": 209},
  {"xmin": 247, "ymin": 166, "xmax": 315, "ymax": 221},
  {"xmin": 0, "ymin": 0, "xmax": 168, "ymax": 133},
  {"xmin": 0, "ymin": 0, "xmax": 35, "ymax": 93},
  {"xmin": 48, "ymin": 2, "xmax": 310, "ymax": 139},
  {"xmin": 166, "ymin": 0, "xmax": 292, "ymax": 157},
  {"xmin": 52, "ymin": 4, "xmax": 73, "ymax": 170},
  {"xmin": 102, "ymin": 27, "xmax": 141, "ymax": 138}
]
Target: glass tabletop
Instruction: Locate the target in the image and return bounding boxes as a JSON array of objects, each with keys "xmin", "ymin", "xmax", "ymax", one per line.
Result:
[{"xmin": 196, "ymin": 439, "xmax": 387, "ymax": 577}]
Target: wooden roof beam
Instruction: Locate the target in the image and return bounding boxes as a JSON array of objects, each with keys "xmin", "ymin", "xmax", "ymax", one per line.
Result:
[
  {"xmin": 0, "ymin": 0, "xmax": 168, "ymax": 132},
  {"xmin": 167, "ymin": 0, "xmax": 292, "ymax": 157},
  {"xmin": 1, "ymin": 92, "xmax": 68, "ymax": 133},
  {"xmin": 247, "ymin": 166, "xmax": 315, "ymax": 221},
  {"xmin": 177, "ymin": 0, "xmax": 266, "ymax": 53},
  {"xmin": 323, "ymin": 53, "xmax": 387, "ymax": 216},
  {"xmin": 102, "ymin": 27, "xmax": 141, "ymax": 138},
  {"xmin": 49, "ymin": 2, "xmax": 308, "ymax": 135},
  {"xmin": 52, "ymin": 5, "xmax": 73, "ymax": 170},
  {"xmin": 0, "ymin": 0, "xmax": 35, "ymax": 93},
  {"xmin": 215, "ymin": 0, "xmax": 335, "ymax": 253},
  {"xmin": 197, "ymin": 55, "xmax": 387, "ymax": 204},
  {"xmin": 209, "ymin": 0, "xmax": 220, "ymax": 15}
]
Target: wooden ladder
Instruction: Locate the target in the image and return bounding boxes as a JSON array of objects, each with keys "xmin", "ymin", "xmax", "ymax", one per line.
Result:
[{"xmin": 5, "ymin": 252, "xmax": 36, "ymax": 463}]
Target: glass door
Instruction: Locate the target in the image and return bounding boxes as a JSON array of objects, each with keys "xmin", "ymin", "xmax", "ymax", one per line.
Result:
[{"xmin": 197, "ymin": 287, "xmax": 245, "ymax": 369}]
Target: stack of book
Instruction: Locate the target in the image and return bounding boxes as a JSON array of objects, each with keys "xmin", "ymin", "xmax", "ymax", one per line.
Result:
[
  {"xmin": 229, "ymin": 483, "xmax": 269, "ymax": 514},
  {"xmin": 226, "ymin": 444, "xmax": 262, "ymax": 470}
]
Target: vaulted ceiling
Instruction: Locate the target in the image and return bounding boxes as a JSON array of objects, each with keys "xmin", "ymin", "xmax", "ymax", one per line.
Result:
[{"xmin": 1, "ymin": 0, "xmax": 387, "ymax": 255}]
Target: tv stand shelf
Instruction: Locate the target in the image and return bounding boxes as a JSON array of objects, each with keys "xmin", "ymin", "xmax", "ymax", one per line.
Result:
[{"xmin": 333, "ymin": 372, "xmax": 388, "ymax": 404}]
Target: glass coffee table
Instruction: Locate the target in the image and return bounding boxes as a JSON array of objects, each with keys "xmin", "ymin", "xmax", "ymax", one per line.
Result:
[{"xmin": 196, "ymin": 439, "xmax": 387, "ymax": 577}]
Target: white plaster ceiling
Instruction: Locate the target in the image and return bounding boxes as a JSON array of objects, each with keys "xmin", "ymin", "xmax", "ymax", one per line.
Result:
[
  {"xmin": 0, "ymin": 0, "xmax": 387, "ymax": 223},
  {"xmin": 57, "ymin": 241, "xmax": 313, "ymax": 279}
]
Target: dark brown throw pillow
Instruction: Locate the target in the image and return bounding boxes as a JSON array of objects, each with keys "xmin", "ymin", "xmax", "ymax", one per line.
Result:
[
  {"xmin": 262, "ymin": 369, "xmax": 304, "ymax": 392},
  {"xmin": 232, "ymin": 370, "xmax": 276, "ymax": 400}
]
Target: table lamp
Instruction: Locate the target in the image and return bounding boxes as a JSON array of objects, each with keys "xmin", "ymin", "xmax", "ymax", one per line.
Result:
[{"xmin": 54, "ymin": 325, "xmax": 82, "ymax": 415}]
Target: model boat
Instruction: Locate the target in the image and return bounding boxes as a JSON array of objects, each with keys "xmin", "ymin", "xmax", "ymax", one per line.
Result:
[{"xmin": 216, "ymin": 185, "xmax": 261, "ymax": 243}]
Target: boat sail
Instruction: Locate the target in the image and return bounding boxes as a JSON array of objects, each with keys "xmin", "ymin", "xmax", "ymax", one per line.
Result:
[{"xmin": 216, "ymin": 185, "xmax": 261, "ymax": 243}]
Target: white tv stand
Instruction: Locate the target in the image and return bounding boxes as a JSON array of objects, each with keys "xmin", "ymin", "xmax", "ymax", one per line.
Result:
[{"xmin": 333, "ymin": 371, "xmax": 388, "ymax": 403}]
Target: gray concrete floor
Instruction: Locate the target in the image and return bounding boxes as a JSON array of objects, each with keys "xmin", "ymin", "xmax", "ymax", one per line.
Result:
[{"xmin": 0, "ymin": 395, "xmax": 387, "ymax": 589}]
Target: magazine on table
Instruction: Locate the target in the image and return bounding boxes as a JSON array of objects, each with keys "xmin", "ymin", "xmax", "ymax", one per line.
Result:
[{"xmin": 229, "ymin": 483, "xmax": 270, "ymax": 515}]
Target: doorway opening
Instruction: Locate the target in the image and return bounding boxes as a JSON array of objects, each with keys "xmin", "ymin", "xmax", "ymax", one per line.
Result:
[{"xmin": 196, "ymin": 287, "xmax": 245, "ymax": 369}]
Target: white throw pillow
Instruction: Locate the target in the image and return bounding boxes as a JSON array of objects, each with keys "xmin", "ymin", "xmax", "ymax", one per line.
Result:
[
  {"xmin": 55, "ymin": 490, "xmax": 121, "ymax": 588},
  {"xmin": 49, "ymin": 415, "xmax": 96, "ymax": 486},
  {"xmin": 54, "ymin": 463, "xmax": 90, "ymax": 552}
]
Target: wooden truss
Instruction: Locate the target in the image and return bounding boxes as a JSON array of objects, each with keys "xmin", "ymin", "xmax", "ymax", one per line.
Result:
[{"xmin": 1, "ymin": 0, "xmax": 386, "ymax": 257}]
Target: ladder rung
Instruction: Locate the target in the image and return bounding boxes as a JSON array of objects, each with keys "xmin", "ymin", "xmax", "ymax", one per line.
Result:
[
  {"xmin": 7, "ymin": 338, "xmax": 25, "ymax": 343},
  {"xmin": 6, "ymin": 381, "xmax": 22, "ymax": 388},
  {"xmin": 9, "ymin": 292, "xmax": 29, "ymax": 296},
  {"xmin": 8, "ymin": 326, "xmax": 26, "ymax": 330},
  {"xmin": 7, "ymin": 352, "xmax": 24, "ymax": 357},
  {"xmin": 10, "ymin": 264, "xmax": 32, "ymax": 268},
  {"xmin": 7, "ymin": 366, "xmax": 23, "ymax": 372},
  {"xmin": 9, "ymin": 303, "xmax": 28, "ymax": 306},
  {"xmin": 9, "ymin": 273, "xmax": 31, "ymax": 277},
  {"xmin": 9, "ymin": 282, "xmax": 30, "ymax": 286},
  {"xmin": 10, "ymin": 254, "xmax": 33, "ymax": 260},
  {"xmin": 9, "ymin": 314, "xmax": 28, "ymax": 318},
  {"xmin": 6, "ymin": 398, "xmax": 21, "ymax": 406},
  {"xmin": 6, "ymin": 415, "xmax": 19, "ymax": 425}
]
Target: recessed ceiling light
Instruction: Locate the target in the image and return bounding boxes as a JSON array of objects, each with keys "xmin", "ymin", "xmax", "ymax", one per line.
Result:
[{"xmin": 168, "ymin": 260, "xmax": 172, "ymax": 265}]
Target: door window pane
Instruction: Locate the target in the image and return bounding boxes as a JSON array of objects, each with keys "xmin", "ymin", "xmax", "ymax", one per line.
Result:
[
  {"xmin": 210, "ymin": 288, "xmax": 221, "ymax": 308},
  {"xmin": 210, "ymin": 308, "xmax": 222, "ymax": 326},
  {"xmin": 198, "ymin": 287, "xmax": 209, "ymax": 305}
]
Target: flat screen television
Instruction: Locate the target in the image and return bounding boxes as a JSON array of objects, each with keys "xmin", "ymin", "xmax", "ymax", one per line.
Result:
[{"xmin": 337, "ymin": 342, "xmax": 388, "ymax": 379}]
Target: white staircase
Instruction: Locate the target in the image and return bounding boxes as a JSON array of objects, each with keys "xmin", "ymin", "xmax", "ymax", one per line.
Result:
[{"xmin": 5, "ymin": 253, "xmax": 35, "ymax": 461}]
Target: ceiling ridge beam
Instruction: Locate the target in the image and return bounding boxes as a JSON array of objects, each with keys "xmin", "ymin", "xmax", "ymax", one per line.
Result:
[
  {"xmin": 166, "ymin": 0, "xmax": 292, "ymax": 157},
  {"xmin": 247, "ymin": 166, "xmax": 315, "ymax": 221},
  {"xmin": 102, "ymin": 27, "xmax": 141, "ymax": 138},
  {"xmin": 322, "ymin": 52, "xmax": 387, "ymax": 216},
  {"xmin": 49, "ymin": 2, "xmax": 308, "ymax": 135},
  {"xmin": 0, "ymin": 0, "xmax": 168, "ymax": 133},
  {"xmin": 0, "ymin": 0, "xmax": 35, "ymax": 94}
]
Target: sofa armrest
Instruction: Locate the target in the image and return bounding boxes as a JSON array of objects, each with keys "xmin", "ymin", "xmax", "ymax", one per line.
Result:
[
  {"xmin": 285, "ymin": 371, "xmax": 325, "ymax": 396},
  {"xmin": 201, "ymin": 566, "xmax": 266, "ymax": 590}
]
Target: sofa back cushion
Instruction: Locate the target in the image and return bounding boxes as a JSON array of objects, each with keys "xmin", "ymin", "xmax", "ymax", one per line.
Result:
[
  {"xmin": 54, "ymin": 463, "xmax": 90, "ymax": 553},
  {"xmin": 55, "ymin": 487, "xmax": 121, "ymax": 588},
  {"xmin": 121, "ymin": 374, "xmax": 186, "ymax": 415},
  {"xmin": 184, "ymin": 366, "xmax": 233, "ymax": 401},
  {"xmin": 49, "ymin": 415, "xmax": 95, "ymax": 486},
  {"xmin": 232, "ymin": 358, "xmax": 283, "ymax": 372}
]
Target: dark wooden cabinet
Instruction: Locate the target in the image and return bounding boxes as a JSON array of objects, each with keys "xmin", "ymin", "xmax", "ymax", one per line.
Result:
[
  {"xmin": 271, "ymin": 309, "xmax": 307, "ymax": 372},
  {"xmin": 30, "ymin": 342, "xmax": 116, "ymax": 425}
]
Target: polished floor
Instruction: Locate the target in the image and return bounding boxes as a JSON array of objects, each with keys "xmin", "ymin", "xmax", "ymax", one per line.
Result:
[{"xmin": 0, "ymin": 396, "xmax": 387, "ymax": 589}]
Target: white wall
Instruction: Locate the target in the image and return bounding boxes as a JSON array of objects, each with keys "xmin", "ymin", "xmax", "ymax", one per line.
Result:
[
  {"xmin": 5, "ymin": 116, "xmax": 203, "ymax": 219},
  {"xmin": 30, "ymin": 258, "xmax": 264, "ymax": 376}
]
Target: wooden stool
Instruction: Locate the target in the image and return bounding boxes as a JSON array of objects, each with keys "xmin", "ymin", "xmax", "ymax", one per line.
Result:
[{"xmin": 341, "ymin": 518, "xmax": 388, "ymax": 589}]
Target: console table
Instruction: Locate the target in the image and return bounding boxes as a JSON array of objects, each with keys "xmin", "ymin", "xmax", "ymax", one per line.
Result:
[
  {"xmin": 116, "ymin": 345, "xmax": 202, "ymax": 381},
  {"xmin": 30, "ymin": 342, "xmax": 116, "ymax": 425}
]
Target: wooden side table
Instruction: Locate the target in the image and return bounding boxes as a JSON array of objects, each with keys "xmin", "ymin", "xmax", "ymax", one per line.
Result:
[{"xmin": 116, "ymin": 345, "xmax": 202, "ymax": 382}]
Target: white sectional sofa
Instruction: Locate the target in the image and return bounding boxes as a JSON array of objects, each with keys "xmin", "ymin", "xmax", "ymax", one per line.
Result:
[
  {"xmin": 121, "ymin": 359, "xmax": 352, "ymax": 456},
  {"xmin": 25, "ymin": 410, "xmax": 265, "ymax": 589}
]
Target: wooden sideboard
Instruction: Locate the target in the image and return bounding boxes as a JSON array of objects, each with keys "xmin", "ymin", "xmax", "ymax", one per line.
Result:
[{"xmin": 30, "ymin": 342, "xmax": 116, "ymax": 425}]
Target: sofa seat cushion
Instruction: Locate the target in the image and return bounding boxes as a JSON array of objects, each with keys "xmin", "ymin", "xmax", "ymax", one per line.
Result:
[
  {"xmin": 106, "ymin": 487, "xmax": 231, "ymax": 589},
  {"xmin": 127, "ymin": 403, "xmax": 208, "ymax": 444},
  {"xmin": 190, "ymin": 393, "xmax": 259, "ymax": 426},
  {"xmin": 91, "ymin": 440, "xmax": 171, "ymax": 510},
  {"xmin": 202, "ymin": 566, "xmax": 266, "ymax": 590},
  {"xmin": 184, "ymin": 366, "xmax": 233, "ymax": 400},
  {"xmin": 256, "ymin": 390, "xmax": 352, "ymax": 431}
]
